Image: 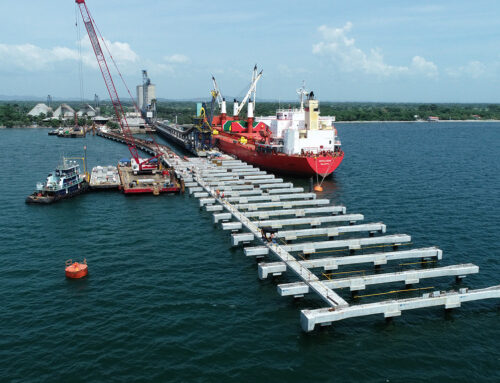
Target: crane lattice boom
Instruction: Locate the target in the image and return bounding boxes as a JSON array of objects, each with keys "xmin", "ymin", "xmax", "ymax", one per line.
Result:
[{"xmin": 76, "ymin": 0, "xmax": 145, "ymax": 166}]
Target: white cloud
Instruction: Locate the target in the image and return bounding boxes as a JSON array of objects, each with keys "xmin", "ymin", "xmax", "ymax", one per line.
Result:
[
  {"xmin": 313, "ymin": 22, "xmax": 438, "ymax": 78},
  {"xmin": 446, "ymin": 61, "xmax": 486, "ymax": 78},
  {"xmin": 411, "ymin": 56, "xmax": 438, "ymax": 78},
  {"xmin": 0, "ymin": 43, "xmax": 76, "ymax": 71},
  {"xmin": 164, "ymin": 54, "xmax": 190, "ymax": 64},
  {"xmin": 0, "ymin": 37, "xmax": 139, "ymax": 72}
]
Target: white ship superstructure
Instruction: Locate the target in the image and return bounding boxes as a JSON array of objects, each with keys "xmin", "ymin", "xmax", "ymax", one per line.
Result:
[{"xmin": 256, "ymin": 86, "xmax": 341, "ymax": 155}]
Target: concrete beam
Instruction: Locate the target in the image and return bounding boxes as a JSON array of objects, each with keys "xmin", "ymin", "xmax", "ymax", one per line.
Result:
[
  {"xmin": 278, "ymin": 264, "xmax": 479, "ymax": 296},
  {"xmin": 206, "ymin": 179, "xmax": 244, "ymax": 186},
  {"xmin": 257, "ymin": 214, "xmax": 364, "ymax": 229},
  {"xmin": 189, "ymin": 187, "xmax": 203, "ymax": 194},
  {"xmin": 275, "ymin": 222, "xmax": 386, "ymax": 241},
  {"xmin": 236, "ymin": 199, "xmax": 331, "ymax": 211},
  {"xmin": 244, "ymin": 246, "xmax": 269, "ymax": 257},
  {"xmin": 193, "ymin": 192, "xmax": 209, "ymax": 198},
  {"xmin": 213, "ymin": 213, "xmax": 232, "ymax": 224},
  {"xmin": 268, "ymin": 187, "xmax": 304, "ymax": 194},
  {"xmin": 227, "ymin": 193, "xmax": 316, "ymax": 204},
  {"xmin": 223, "ymin": 190, "xmax": 263, "ymax": 197},
  {"xmin": 206, "ymin": 205, "xmax": 223, "ymax": 212},
  {"xmin": 243, "ymin": 174, "xmax": 275, "ymax": 180},
  {"xmin": 281, "ymin": 234, "xmax": 411, "ymax": 254},
  {"xmin": 300, "ymin": 284, "xmax": 500, "ymax": 332},
  {"xmin": 244, "ymin": 206, "xmax": 346, "ymax": 220},
  {"xmin": 222, "ymin": 222, "xmax": 242, "ymax": 231},
  {"xmin": 232, "ymin": 232, "xmax": 255, "ymax": 246},
  {"xmin": 205, "ymin": 177, "xmax": 241, "ymax": 183},
  {"xmin": 220, "ymin": 160, "xmax": 245, "ymax": 166},
  {"xmin": 248, "ymin": 178, "xmax": 284, "ymax": 185},
  {"xmin": 216, "ymin": 185, "xmax": 255, "ymax": 191},
  {"xmin": 199, "ymin": 198, "xmax": 216, "ymax": 207},
  {"xmin": 258, "ymin": 247, "xmax": 442, "ymax": 278},
  {"xmin": 259, "ymin": 183, "xmax": 294, "ymax": 189}
]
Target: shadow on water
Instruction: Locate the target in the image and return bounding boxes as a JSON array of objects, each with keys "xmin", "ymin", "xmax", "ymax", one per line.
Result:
[{"xmin": 64, "ymin": 275, "xmax": 90, "ymax": 293}]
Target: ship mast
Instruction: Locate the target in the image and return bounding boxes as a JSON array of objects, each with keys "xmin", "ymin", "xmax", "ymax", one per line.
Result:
[{"xmin": 297, "ymin": 81, "xmax": 308, "ymax": 111}]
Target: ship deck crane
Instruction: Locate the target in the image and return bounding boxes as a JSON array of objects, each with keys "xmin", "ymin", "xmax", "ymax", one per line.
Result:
[
  {"xmin": 75, "ymin": 0, "xmax": 158, "ymax": 171},
  {"xmin": 211, "ymin": 76, "xmax": 224, "ymax": 109},
  {"xmin": 251, "ymin": 64, "xmax": 258, "ymax": 104},
  {"xmin": 235, "ymin": 69, "xmax": 263, "ymax": 116}
]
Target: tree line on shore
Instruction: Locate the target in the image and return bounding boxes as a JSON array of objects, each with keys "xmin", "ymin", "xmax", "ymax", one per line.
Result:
[{"xmin": 2, "ymin": 100, "xmax": 500, "ymax": 128}]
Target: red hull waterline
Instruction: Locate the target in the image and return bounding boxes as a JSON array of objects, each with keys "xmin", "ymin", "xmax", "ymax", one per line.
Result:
[{"xmin": 216, "ymin": 138, "xmax": 344, "ymax": 177}]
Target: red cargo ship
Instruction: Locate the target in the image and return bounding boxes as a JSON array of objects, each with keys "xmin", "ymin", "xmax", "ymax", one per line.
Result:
[{"xmin": 210, "ymin": 76, "xmax": 343, "ymax": 177}]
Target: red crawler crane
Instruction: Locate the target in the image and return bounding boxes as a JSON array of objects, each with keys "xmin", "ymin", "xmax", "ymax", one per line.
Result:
[{"xmin": 75, "ymin": 0, "xmax": 158, "ymax": 172}]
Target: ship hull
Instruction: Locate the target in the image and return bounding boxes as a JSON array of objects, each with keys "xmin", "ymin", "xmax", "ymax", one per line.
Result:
[
  {"xmin": 26, "ymin": 182, "xmax": 89, "ymax": 204},
  {"xmin": 215, "ymin": 137, "xmax": 343, "ymax": 177}
]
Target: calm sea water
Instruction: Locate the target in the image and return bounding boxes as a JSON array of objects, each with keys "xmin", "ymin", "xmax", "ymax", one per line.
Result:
[{"xmin": 1, "ymin": 123, "xmax": 499, "ymax": 382}]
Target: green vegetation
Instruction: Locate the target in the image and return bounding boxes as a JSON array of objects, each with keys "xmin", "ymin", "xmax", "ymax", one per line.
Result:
[
  {"xmin": 317, "ymin": 102, "xmax": 500, "ymax": 121},
  {"xmin": 106, "ymin": 120, "xmax": 120, "ymax": 130},
  {"xmin": 1, "ymin": 100, "xmax": 500, "ymax": 128},
  {"xmin": 155, "ymin": 101, "xmax": 500, "ymax": 122},
  {"xmin": 0, "ymin": 103, "xmax": 33, "ymax": 128},
  {"xmin": 156, "ymin": 101, "xmax": 197, "ymax": 124}
]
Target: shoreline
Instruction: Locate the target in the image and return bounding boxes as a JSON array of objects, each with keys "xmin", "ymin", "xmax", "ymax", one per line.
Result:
[
  {"xmin": 2, "ymin": 119, "xmax": 499, "ymax": 130},
  {"xmin": 335, "ymin": 119, "xmax": 500, "ymax": 124}
]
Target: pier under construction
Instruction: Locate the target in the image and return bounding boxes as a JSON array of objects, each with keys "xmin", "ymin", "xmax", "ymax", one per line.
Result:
[{"xmin": 95, "ymin": 129, "xmax": 500, "ymax": 332}]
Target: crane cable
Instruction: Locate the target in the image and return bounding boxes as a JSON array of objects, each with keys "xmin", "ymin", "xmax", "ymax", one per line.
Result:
[
  {"xmin": 87, "ymin": 6, "xmax": 163, "ymax": 159},
  {"xmin": 75, "ymin": 4, "xmax": 84, "ymax": 106},
  {"xmin": 88, "ymin": 10, "xmax": 140, "ymax": 113}
]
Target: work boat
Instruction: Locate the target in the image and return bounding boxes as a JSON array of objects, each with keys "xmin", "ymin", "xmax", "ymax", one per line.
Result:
[{"xmin": 26, "ymin": 158, "xmax": 89, "ymax": 204}]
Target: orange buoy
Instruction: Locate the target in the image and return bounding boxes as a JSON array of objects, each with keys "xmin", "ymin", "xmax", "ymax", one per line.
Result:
[
  {"xmin": 65, "ymin": 259, "xmax": 88, "ymax": 279},
  {"xmin": 313, "ymin": 185, "xmax": 323, "ymax": 192}
]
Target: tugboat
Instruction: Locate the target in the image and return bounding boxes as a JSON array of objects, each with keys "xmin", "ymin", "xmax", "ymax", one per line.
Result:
[{"xmin": 26, "ymin": 158, "xmax": 89, "ymax": 204}]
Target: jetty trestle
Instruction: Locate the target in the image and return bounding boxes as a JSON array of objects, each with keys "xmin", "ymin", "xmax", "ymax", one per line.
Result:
[
  {"xmin": 96, "ymin": 130, "xmax": 500, "ymax": 332},
  {"xmin": 168, "ymin": 155, "xmax": 500, "ymax": 331}
]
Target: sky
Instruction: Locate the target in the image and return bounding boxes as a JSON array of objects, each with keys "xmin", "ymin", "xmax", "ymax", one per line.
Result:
[{"xmin": 1, "ymin": 0, "xmax": 500, "ymax": 103}]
